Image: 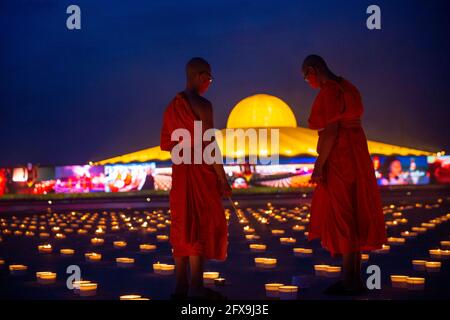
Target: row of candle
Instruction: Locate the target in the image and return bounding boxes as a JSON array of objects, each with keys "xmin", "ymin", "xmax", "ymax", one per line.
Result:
[
  {"xmin": 265, "ymin": 283, "xmax": 298, "ymax": 300},
  {"xmin": 314, "ymin": 265, "xmax": 342, "ymax": 277},
  {"xmin": 412, "ymin": 260, "xmax": 442, "ymax": 272},
  {"xmin": 391, "ymin": 276, "xmax": 425, "ymax": 290}
]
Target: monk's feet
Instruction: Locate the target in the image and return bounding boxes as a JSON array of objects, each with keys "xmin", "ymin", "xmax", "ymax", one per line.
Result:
[{"xmin": 323, "ymin": 280, "xmax": 367, "ymax": 296}]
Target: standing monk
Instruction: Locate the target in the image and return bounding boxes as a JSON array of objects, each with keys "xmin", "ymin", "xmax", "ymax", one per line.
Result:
[
  {"xmin": 160, "ymin": 57, "xmax": 231, "ymax": 300},
  {"xmin": 302, "ymin": 55, "xmax": 387, "ymax": 295}
]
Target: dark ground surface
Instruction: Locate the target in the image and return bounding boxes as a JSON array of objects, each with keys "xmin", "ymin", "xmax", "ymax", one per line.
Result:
[{"xmin": 0, "ymin": 187, "xmax": 449, "ymax": 300}]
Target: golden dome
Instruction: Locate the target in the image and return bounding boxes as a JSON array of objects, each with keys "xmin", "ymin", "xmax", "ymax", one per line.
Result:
[{"xmin": 227, "ymin": 94, "xmax": 297, "ymax": 128}]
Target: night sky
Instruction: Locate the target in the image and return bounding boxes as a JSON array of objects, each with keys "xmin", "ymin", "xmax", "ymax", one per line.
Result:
[{"xmin": 1, "ymin": 0, "xmax": 449, "ymax": 166}]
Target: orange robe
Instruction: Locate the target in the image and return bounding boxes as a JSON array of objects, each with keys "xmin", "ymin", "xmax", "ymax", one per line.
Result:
[
  {"xmin": 160, "ymin": 92, "xmax": 228, "ymax": 260},
  {"xmin": 307, "ymin": 78, "xmax": 387, "ymax": 256}
]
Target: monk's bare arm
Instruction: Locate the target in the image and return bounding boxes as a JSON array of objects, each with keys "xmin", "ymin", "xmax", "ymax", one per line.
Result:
[{"xmin": 315, "ymin": 121, "xmax": 339, "ymax": 171}]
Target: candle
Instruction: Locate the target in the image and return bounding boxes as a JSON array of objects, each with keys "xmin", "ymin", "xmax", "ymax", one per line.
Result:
[
  {"xmin": 271, "ymin": 229, "xmax": 285, "ymax": 236},
  {"xmin": 120, "ymin": 295, "xmax": 150, "ymax": 300},
  {"xmin": 412, "ymin": 260, "xmax": 426, "ymax": 271},
  {"xmin": 60, "ymin": 248, "xmax": 75, "ymax": 256},
  {"xmin": 292, "ymin": 225, "xmax": 305, "ymax": 232},
  {"xmin": 203, "ymin": 272, "xmax": 220, "ymax": 284},
  {"xmin": 245, "ymin": 234, "xmax": 260, "ymax": 241},
  {"xmin": 36, "ymin": 271, "xmax": 57, "ymax": 284},
  {"xmin": 361, "ymin": 253, "xmax": 369, "ymax": 263},
  {"xmin": 91, "ymin": 238, "xmax": 104, "ymax": 246},
  {"xmin": 55, "ymin": 233, "xmax": 66, "ymax": 239},
  {"xmin": 73, "ymin": 280, "xmax": 91, "ymax": 293},
  {"xmin": 325, "ymin": 266, "xmax": 341, "ymax": 278},
  {"xmin": 39, "ymin": 232, "xmax": 50, "ymax": 239},
  {"xmin": 387, "ymin": 237, "xmax": 406, "ymax": 245},
  {"xmin": 214, "ymin": 278, "xmax": 226, "ymax": 286},
  {"xmin": 113, "ymin": 241, "xmax": 127, "ymax": 249},
  {"xmin": 79, "ymin": 282, "xmax": 98, "ymax": 297},
  {"xmin": 391, "ymin": 275, "xmax": 408, "ymax": 288},
  {"xmin": 249, "ymin": 244, "xmax": 266, "ymax": 252},
  {"xmin": 411, "ymin": 227, "xmax": 427, "ymax": 233},
  {"xmin": 406, "ymin": 277, "xmax": 425, "ymax": 291},
  {"xmin": 38, "ymin": 244, "xmax": 53, "ymax": 254},
  {"xmin": 156, "ymin": 235, "xmax": 169, "ymax": 242},
  {"xmin": 116, "ymin": 257, "xmax": 135, "ymax": 268},
  {"xmin": 293, "ymin": 248, "xmax": 313, "ymax": 258},
  {"xmin": 401, "ymin": 231, "xmax": 417, "ymax": 238},
  {"xmin": 153, "ymin": 262, "xmax": 175, "ymax": 275},
  {"xmin": 425, "ymin": 261, "xmax": 441, "ymax": 273},
  {"xmin": 140, "ymin": 244, "xmax": 157, "ymax": 252},
  {"xmin": 280, "ymin": 237, "xmax": 296, "ymax": 245},
  {"xmin": 9, "ymin": 264, "xmax": 28, "ymax": 275},
  {"xmin": 429, "ymin": 249, "xmax": 441, "ymax": 259},
  {"xmin": 243, "ymin": 226, "xmax": 255, "ymax": 233},
  {"xmin": 265, "ymin": 283, "xmax": 284, "ymax": 298},
  {"xmin": 85, "ymin": 252, "xmax": 102, "ymax": 262},
  {"xmin": 440, "ymin": 241, "xmax": 450, "ymax": 249},
  {"xmin": 255, "ymin": 257, "xmax": 277, "ymax": 269},
  {"xmin": 278, "ymin": 285, "xmax": 298, "ymax": 300},
  {"xmin": 314, "ymin": 264, "xmax": 328, "ymax": 277},
  {"xmin": 441, "ymin": 250, "xmax": 450, "ymax": 259}
]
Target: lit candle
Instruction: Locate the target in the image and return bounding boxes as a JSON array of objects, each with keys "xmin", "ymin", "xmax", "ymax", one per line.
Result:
[
  {"xmin": 387, "ymin": 237, "xmax": 406, "ymax": 245},
  {"xmin": 406, "ymin": 277, "xmax": 425, "ymax": 291},
  {"xmin": 153, "ymin": 262, "xmax": 175, "ymax": 275},
  {"xmin": 411, "ymin": 227, "xmax": 427, "ymax": 233},
  {"xmin": 90, "ymin": 238, "xmax": 104, "ymax": 246},
  {"xmin": 249, "ymin": 244, "xmax": 266, "ymax": 252},
  {"xmin": 9, "ymin": 264, "xmax": 28, "ymax": 275},
  {"xmin": 203, "ymin": 272, "xmax": 220, "ymax": 284},
  {"xmin": 314, "ymin": 264, "xmax": 329, "ymax": 277},
  {"xmin": 113, "ymin": 241, "xmax": 127, "ymax": 249},
  {"xmin": 292, "ymin": 225, "xmax": 305, "ymax": 232},
  {"xmin": 245, "ymin": 234, "xmax": 260, "ymax": 241},
  {"xmin": 429, "ymin": 249, "xmax": 441, "ymax": 259},
  {"xmin": 243, "ymin": 226, "xmax": 255, "ymax": 233},
  {"xmin": 440, "ymin": 241, "xmax": 450, "ymax": 249},
  {"xmin": 39, "ymin": 232, "xmax": 50, "ymax": 239},
  {"xmin": 214, "ymin": 278, "xmax": 226, "ymax": 286},
  {"xmin": 85, "ymin": 252, "xmax": 102, "ymax": 262},
  {"xmin": 401, "ymin": 231, "xmax": 417, "ymax": 238},
  {"xmin": 60, "ymin": 248, "xmax": 75, "ymax": 256},
  {"xmin": 271, "ymin": 229, "xmax": 285, "ymax": 236},
  {"xmin": 79, "ymin": 282, "xmax": 98, "ymax": 297},
  {"xmin": 278, "ymin": 285, "xmax": 298, "ymax": 300},
  {"xmin": 293, "ymin": 248, "xmax": 313, "ymax": 258},
  {"xmin": 116, "ymin": 257, "xmax": 135, "ymax": 268},
  {"xmin": 55, "ymin": 233, "xmax": 66, "ymax": 239},
  {"xmin": 265, "ymin": 283, "xmax": 284, "ymax": 298},
  {"xmin": 280, "ymin": 237, "xmax": 296, "ymax": 245},
  {"xmin": 255, "ymin": 258, "xmax": 277, "ymax": 269},
  {"xmin": 425, "ymin": 261, "xmax": 441, "ymax": 273},
  {"xmin": 36, "ymin": 271, "xmax": 57, "ymax": 284},
  {"xmin": 140, "ymin": 244, "xmax": 157, "ymax": 252},
  {"xmin": 390, "ymin": 275, "xmax": 408, "ymax": 288},
  {"xmin": 120, "ymin": 295, "xmax": 150, "ymax": 300},
  {"xmin": 361, "ymin": 253, "xmax": 369, "ymax": 263},
  {"xmin": 412, "ymin": 260, "xmax": 426, "ymax": 271},
  {"xmin": 38, "ymin": 244, "xmax": 53, "ymax": 254},
  {"xmin": 325, "ymin": 266, "xmax": 341, "ymax": 278},
  {"xmin": 156, "ymin": 235, "xmax": 169, "ymax": 242}
]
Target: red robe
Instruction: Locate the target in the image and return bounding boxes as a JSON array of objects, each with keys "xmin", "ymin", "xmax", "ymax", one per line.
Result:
[
  {"xmin": 307, "ymin": 78, "xmax": 387, "ymax": 256},
  {"xmin": 160, "ymin": 92, "xmax": 228, "ymax": 260}
]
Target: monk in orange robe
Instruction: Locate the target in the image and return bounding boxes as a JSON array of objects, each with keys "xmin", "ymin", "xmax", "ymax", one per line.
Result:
[
  {"xmin": 302, "ymin": 55, "xmax": 387, "ymax": 295},
  {"xmin": 160, "ymin": 57, "xmax": 231, "ymax": 300}
]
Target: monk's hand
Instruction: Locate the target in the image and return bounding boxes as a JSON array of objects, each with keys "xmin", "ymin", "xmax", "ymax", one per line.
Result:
[
  {"xmin": 219, "ymin": 177, "xmax": 232, "ymax": 197},
  {"xmin": 311, "ymin": 164, "xmax": 324, "ymax": 184}
]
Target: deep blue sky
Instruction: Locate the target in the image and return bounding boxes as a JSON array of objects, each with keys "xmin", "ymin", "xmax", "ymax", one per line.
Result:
[{"xmin": 1, "ymin": 0, "xmax": 449, "ymax": 166}]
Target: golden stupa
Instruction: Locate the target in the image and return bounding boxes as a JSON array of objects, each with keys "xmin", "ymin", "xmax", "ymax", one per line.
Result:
[{"xmin": 95, "ymin": 94, "xmax": 433, "ymax": 164}]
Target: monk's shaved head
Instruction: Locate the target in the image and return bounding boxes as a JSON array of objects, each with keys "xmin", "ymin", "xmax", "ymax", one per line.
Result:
[
  {"xmin": 303, "ymin": 54, "xmax": 330, "ymax": 71},
  {"xmin": 186, "ymin": 57, "xmax": 211, "ymax": 80}
]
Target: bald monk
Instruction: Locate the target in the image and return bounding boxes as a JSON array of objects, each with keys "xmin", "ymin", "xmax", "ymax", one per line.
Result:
[
  {"xmin": 160, "ymin": 57, "xmax": 231, "ymax": 300},
  {"xmin": 302, "ymin": 55, "xmax": 387, "ymax": 295}
]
